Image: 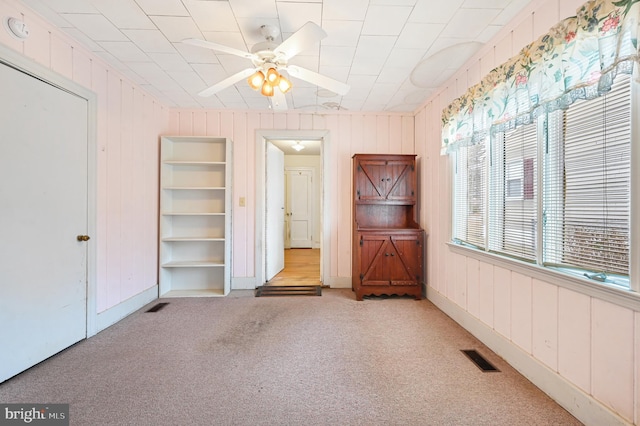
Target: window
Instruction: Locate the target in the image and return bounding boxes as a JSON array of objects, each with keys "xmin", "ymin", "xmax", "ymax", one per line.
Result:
[{"xmin": 452, "ymin": 73, "xmax": 634, "ymax": 289}]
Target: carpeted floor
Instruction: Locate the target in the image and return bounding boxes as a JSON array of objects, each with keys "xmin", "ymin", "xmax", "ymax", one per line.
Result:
[{"xmin": 0, "ymin": 289, "xmax": 582, "ymax": 425}]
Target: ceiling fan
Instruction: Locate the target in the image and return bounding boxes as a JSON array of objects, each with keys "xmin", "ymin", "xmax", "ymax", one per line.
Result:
[{"xmin": 183, "ymin": 21, "xmax": 350, "ymax": 110}]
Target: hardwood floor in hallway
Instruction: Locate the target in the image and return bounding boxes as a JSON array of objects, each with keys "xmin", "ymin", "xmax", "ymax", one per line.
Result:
[{"xmin": 266, "ymin": 248, "xmax": 321, "ymax": 286}]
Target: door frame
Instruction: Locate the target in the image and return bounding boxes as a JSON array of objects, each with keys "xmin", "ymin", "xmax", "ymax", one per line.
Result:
[
  {"xmin": 255, "ymin": 129, "xmax": 330, "ymax": 287},
  {"xmin": 0, "ymin": 44, "xmax": 98, "ymax": 336}
]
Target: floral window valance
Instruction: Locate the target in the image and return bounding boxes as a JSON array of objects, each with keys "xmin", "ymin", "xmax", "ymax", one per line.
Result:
[{"xmin": 441, "ymin": 0, "xmax": 640, "ymax": 155}]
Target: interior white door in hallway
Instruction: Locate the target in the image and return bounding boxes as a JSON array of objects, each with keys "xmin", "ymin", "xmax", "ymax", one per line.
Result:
[
  {"xmin": 285, "ymin": 168, "xmax": 314, "ymax": 248},
  {"xmin": 0, "ymin": 62, "xmax": 89, "ymax": 383},
  {"xmin": 264, "ymin": 142, "xmax": 285, "ymax": 281}
]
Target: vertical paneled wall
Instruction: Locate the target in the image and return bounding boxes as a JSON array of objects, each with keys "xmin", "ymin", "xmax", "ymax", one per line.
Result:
[
  {"xmin": 1, "ymin": 0, "xmax": 168, "ymax": 315},
  {"xmin": 166, "ymin": 111, "xmax": 415, "ymax": 284},
  {"xmin": 415, "ymin": 0, "xmax": 639, "ymax": 424}
]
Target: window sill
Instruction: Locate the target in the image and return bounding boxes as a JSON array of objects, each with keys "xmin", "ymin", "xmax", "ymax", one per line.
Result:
[{"xmin": 447, "ymin": 242, "xmax": 640, "ymax": 311}]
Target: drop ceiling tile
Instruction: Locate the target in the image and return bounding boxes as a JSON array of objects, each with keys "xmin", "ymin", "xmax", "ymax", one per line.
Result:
[
  {"xmin": 100, "ymin": 41, "xmax": 150, "ymax": 62},
  {"xmin": 92, "ymin": 0, "xmax": 155, "ymax": 30},
  {"xmin": 134, "ymin": 0, "xmax": 189, "ymax": 16},
  {"xmin": 94, "ymin": 51, "xmax": 128, "ymax": 70},
  {"xmin": 493, "ymin": 0, "xmax": 532, "ymax": 26},
  {"xmin": 409, "ymin": 0, "xmax": 465, "ymax": 24},
  {"xmin": 229, "ymin": 0, "xmax": 278, "ymax": 19},
  {"xmin": 62, "ymin": 28, "xmax": 104, "ymax": 51},
  {"xmin": 217, "ymin": 54, "xmax": 254, "ymax": 74},
  {"xmin": 377, "ymin": 67, "xmax": 412, "ymax": 84},
  {"xmin": 61, "ymin": 14, "xmax": 128, "ymax": 41},
  {"xmin": 44, "ymin": 0, "xmax": 99, "ymax": 14},
  {"xmin": 21, "ymin": 0, "xmax": 74, "ymax": 28},
  {"xmin": 320, "ymin": 20, "xmax": 362, "ymax": 47},
  {"xmin": 462, "ymin": 0, "xmax": 511, "ymax": 9},
  {"xmin": 319, "ymin": 46, "xmax": 355, "ymax": 68},
  {"xmin": 173, "ymin": 42, "xmax": 219, "ymax": 64},
  {"xmin": 276, "ymin": 2, "xmax": 322, "ymax": 33},
  {"xmin": 396, "ymin": 23, "xmax": 444, "ymax": 49},
  {"xmin": 362, "ymin": 6, "xmax": 412, "ymax": 36},
  {"xmin": 477, "ymin": 25, "xmax": 502, "ymax": 43},
  {"xmin": 167, "ymin": 70, "xmax": 207, "ymax": 93},
  {"xmin": 385, "ymin": 48, "xmax": 426, "ymax": 69},
  {"xmin": 123, "ymin": 29, "xmax": 175, "ymax": 53},
  {"xmin": 351, "ymin": 35, "xmax": 396, "ymax": 75},
  {"xmin": 126, "ymin": 61, "xmax": 173, "ymax": 85},
  {"xmin": 191, "ymin": 63, "xmax": 228, "ymax": 86},
  {"xmin": 149, "ymin": 53, "xmax": 193, "ymax": 72},
  {"xmin": 201, "ymin": 31, "xmax": 248, "ymax": 52},
  {"xmin": 121, "ymin": 68, "xmax": 148, "ymax": 85},
  {"xmin": 440, "ymin": 8, "xmax": 501, "ymax": 38},
  {"xmin": 184, "ymin": 0, "xmax": 238, "ymax": 32},
  {"xmin": 317, "ymin": 66, "xmax": 350, "ymax": 83},
  {"xmin": 322, "ymin": 0, "xmax": 368, "ymax": 21},
  {"xmin": 151, "ymin": 16, "xmax": 203, "ymax": 43}
]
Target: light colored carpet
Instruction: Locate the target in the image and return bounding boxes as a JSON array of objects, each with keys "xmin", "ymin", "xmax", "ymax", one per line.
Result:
[{"xmin": 0, "ymin": 289, "xmax": 581, "ymax": 425}]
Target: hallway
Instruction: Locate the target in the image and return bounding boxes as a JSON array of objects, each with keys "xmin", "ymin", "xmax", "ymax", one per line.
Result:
[{"xmin": 267, "ymin": 248, "xmax": 321, "ymax": 286}]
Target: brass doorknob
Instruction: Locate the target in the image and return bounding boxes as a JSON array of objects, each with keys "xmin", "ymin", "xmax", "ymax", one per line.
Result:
[{"xmin": 77, "ymin": 235, "xmax": 90, "ymax": 241}]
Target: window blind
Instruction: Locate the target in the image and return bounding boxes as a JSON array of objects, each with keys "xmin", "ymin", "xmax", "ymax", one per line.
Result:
[
  {"xmin": 544, "ymin": 74, "xmax": 631, "ymax": 276},
  {"xmin": 453, "ymin": 141, "xmax": 486, "ymax": 248},
  {"xmin": 489, "ymin": 121, "xmax": 538, "ymax": 261}
]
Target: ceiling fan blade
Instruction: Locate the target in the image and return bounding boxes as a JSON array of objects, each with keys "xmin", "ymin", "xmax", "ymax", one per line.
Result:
[
  {"xmin": 198, "ymin": 68, "xmax": 256, "ymax": 97},
  {"xmin": 285, "ymin": 65, "xmax": 350, "ymax": 96},
  {"xmin": 183, "ymin": 38, "xmax": 256, "ymax": 60},
  {"xmin": 270, "ymin": 90, "xmax": 288, "ymax": 111},
  {"xmin": 275, "ymin": 22, "xmax": 327, "ymax": 59}
]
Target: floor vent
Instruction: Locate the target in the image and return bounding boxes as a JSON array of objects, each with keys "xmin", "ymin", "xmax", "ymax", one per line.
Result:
[
  {"xmin": 146, "ymin": 302, "xmax": 169, "ymax": 313},
  {"xmin": 461, "ymin": 349, "xmax": 500, "ymax": 372}
]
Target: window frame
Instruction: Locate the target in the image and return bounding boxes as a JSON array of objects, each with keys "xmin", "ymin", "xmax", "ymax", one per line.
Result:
[{"xmin": 450, "ymin": 71, "xmax": 640, "ymax": 301}]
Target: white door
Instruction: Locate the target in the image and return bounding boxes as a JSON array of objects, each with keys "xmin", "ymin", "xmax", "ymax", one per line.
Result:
[
  {"xmin": 286, "ymin": 168, "xmax": 314, "ymax": 248},
  {"xmin": 264, "ymin": 142, "xmax": 285, "ymax": 281},
  {"xmin": 0, "ymin": 62, "xmax": 88, "ymax": 383}
]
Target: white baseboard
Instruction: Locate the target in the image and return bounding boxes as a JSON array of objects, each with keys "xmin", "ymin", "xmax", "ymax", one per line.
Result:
[
  {"xmin": 324, "ymin": 276, "xmax": 351, "ymax": 288},
  {"xmin": 232, "ymin": 277, "xmax": 258, "ymax": 290},
  {"xmin": 426, "ymin": 286, "xmax": 629, "ymax": 426},
  {"xmin": 92, "ymin": 286, "xmax": 158, "ymax": 335}
]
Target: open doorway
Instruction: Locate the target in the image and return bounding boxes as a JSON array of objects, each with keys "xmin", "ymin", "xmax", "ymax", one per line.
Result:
[{"xmin": 254, "ymin": 130, "xmax": 331, "ymax": 288}]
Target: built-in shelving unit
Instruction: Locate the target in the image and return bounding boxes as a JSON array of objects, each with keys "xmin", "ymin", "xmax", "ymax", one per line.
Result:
[{"xmin": 159, "ymin": 137, "xmax": 232, "ymax": 297}]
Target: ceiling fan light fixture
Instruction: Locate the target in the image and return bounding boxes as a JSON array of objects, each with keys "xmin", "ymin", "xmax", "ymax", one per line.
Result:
[
  {"xmin": 278, "ymin": 75, "xmax": 292, "ymax": 93},
  {"xmin": 261, "ymin": 81, "xmax": 275, "ymax": 96},
  {"xmin": 292, "ymin": 141, "xmax": 305, "ymax": 151},
  {"xmin": 247, "ymin": 70, "xmax": 265, "ymax": 90},
  {"xmin": 266, "ymin": 68, "xmax": 280, "ymax": 85}
]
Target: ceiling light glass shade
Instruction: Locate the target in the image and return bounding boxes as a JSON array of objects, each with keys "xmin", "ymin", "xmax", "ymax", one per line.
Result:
[
  {"xmin": 247, "ymin": 70, "xmax": 265, "ymax": 90},
  {"xmin": 261, "ymin": 81, "xmax": 274, "ymax": 97},
  {"xmin": 292, "ymin": 141, "xmax": 304, "ymax": 151},
  {"xmin": 266, "ymin": 68, "xmax": 280, "ymax": 85},
  {"xmin": 278, "ymin": 76, "xmax": 292, "ymax": 93}
]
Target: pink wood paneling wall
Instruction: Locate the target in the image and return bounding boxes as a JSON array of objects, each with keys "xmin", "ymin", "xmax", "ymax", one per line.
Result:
[
  {"xmin": 414, "ymin": 0, "xmax": 639, "ymax": 423},
  {"xmin": 166, "ymin": 110, "xmax": 415, "ymax": 282},
  {"xmin": 1, "ymin": 0, "xmax": 168, "ymax": 313}
]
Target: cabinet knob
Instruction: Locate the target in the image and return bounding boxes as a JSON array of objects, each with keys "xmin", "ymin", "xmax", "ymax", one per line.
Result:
[{"xmin": 77, "ymin": 235, "xmax": 90, "ymax": 242}]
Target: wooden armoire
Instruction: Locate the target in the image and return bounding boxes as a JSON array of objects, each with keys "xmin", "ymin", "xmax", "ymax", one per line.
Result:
[{"xmin": 352, "ymin": 154, "xmax": 425, "ymax": 301}]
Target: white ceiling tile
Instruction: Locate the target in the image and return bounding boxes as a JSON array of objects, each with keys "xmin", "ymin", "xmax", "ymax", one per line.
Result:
[
  {"xmin": 396, "ymin": 23, "xmax": 444, "ymax": 49},
  {"xmin": 351, "ymin": 35, "xmax": 396, "ymax": 75},
  {"xmin": 287, "ymin": 55, "xmax": 320, "ymax": 73},
  {"xmin": 440, "ymin": 8, "xmax": 501, "ymax": 38},
  {"xmin": 362, "ymin": 6, "xmax": 412, "ymax": 36},
  {"xmin": 151, "ymin": 16, "xmax": 203, "ymax": 43},
  {"xmin": 320, "ymin": 20, "xmax": 362, "ymax": 47},
  {"xmin": 319, "ymin": 46, "xmax": 355, "ymax": 68},
  {"xmin": 173, "ymin": 42, "xmax": 219, "ymax": 64},
  {"xmin": 477, "ymin": 25, "xmax": 502, "ymax": 43},
  {"xmin": 45, "ymin": 0, "xmax": 100, "ymax": 13},
  {"xmin": 493, "ymin": 0, "xmax": 532, "ymax": 26},
  {"xmin": 462, "ymin": 0, "xmax": 511, "ymax": 8},
  {"xmin": 91, "ymin": 0, "xmax": 155, "ymax": 29},
  {"xmin": 196, "ymin": 96, "xmax": 226, "ymax": 109},
  {"xmin": 317, "ymin": 66, "xmax": 350, "ymax": 83},
  {"xmin": 100, "ymin": 41, "xmax": 150, "ymax": 62},
  {"xmin": 229, "ymin": 0, "xmax": 278, "ymax": 19},
  {"xmin": 21, "ymin": 0, "xmax": 74, "ymax": 27},
  {"xmin": 377, "ymin": 67, "xmax": 412, "ymax": 84},
  {"xmin": 134, "ymin": 0, "xmax": 189, "ymax": 16},
  {"xmin": 385, "ymin": 48, "xmax": 426, "ymax": 69},
  {"xmin": 94, "ymin": 51, "xmax": 128, "ymax": 70},
  {"xmin": 121, "ymin": 69, "xmax": 148, "ymax": 85},
  {"xmin": 217, "ymin": 55, "xmax": 254, "ymax": 74},
  {"xmin": 191, "ymin": 63, "xmax": 228, "ymax": 86},
  {"xmin": 409, "ymin": 0, "xmax": 465, "ymax": 24},
  {"xmin": 123, "ymin": 29, "xmax": 175, "ymax": 53},
  {"xmin": 276, "ymin": 2, "xmax": 322, "ymax": 33},
  {"xmin": 149, "ymin": 53, "xmax": 193, "ymax": 72},
  {"xmin": 62, "ymin": 28, "xmax": 105, "ymax": 51},
  {"xmin": 167, "ymin": 70, "xmax": 207, "ymax": 93},
  {"xmin": 201, "ymin": 31, "xmax": 248, "ymax": 52},
  {"xmin": 61, "ymin": 14, "xmax": 128, "ymax": 41},
  {"xmin": 322, "ymin": 0, "xmax": 368, "ymax": 21},
  {"xmin": 184, "ymin": 0, "xmax": 238, "ymax": 32}
]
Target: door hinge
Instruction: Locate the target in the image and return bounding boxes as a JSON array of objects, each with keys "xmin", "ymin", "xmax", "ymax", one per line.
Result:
[
  {"xmin": 360, "ymin": 273, "xmax": 364, "ymax": 280},
  {"xmin": 357, "ymin": 189, "xmax": 360, "ymax": 198},
  {"xmin": 360, "ymin": 235, "xmax": 363, "ymax": 246}
]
